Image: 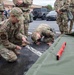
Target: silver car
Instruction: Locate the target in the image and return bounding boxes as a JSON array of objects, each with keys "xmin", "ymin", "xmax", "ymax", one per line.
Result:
[{"xmin": 46, "ymin": 10, "xmax": 57, "ymax": 21}]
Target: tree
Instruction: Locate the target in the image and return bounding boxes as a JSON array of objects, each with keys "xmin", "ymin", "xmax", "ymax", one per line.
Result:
[{"xmin": 46, "ymin": 5, "xmax": 53, "ymax": 11}]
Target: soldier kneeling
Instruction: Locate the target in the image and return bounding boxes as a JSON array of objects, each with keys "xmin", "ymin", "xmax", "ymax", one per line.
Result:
[
  {"xmin": 0, "ymin": 7, "xmax": 29, "ymax": 62},
  {"xmin": 31, "ymin": 24, "xmax": 55, "ymax": 46}
]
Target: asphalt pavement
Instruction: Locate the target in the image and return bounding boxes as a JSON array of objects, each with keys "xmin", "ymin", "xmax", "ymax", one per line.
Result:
[{"xmin": 29, "ymin": 20, "xmax": 59, "ymax": 33}]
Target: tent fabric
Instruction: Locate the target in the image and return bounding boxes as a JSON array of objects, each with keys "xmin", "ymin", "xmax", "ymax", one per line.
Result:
[{"xmin": 25, "ymin": 34, "xmax": 74, "ymax": 75}]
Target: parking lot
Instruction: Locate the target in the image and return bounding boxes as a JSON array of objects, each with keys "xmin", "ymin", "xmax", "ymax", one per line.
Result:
[{"xmin": 29, "ymin": 20, "xmax": 59, "ymax": 32}]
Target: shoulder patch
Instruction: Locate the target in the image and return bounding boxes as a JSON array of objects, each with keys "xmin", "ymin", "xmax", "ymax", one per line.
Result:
[{"xmin": 0, "ymin": 32, "xmax": 8, "ymax": 40}]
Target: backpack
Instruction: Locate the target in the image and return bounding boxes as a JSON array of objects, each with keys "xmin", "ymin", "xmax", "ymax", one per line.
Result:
[{"xmin": 13, "ymin": 0, "xmax": 32, "ymax": 7}]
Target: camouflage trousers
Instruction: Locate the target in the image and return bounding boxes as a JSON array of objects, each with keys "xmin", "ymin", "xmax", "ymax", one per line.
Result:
[
  {"xmin": 23, "ymin": 12, "xmax": 30, "ymax": 36},
  {"xmin": 69, "ymin": 19, "xmax": 73, "ymax": 33},
  {"xmin": 69, "ymin": 11, "xmax": 74, "ymax": 33},
  {"xmin": 0, "ymin": 44, "xmax": 17, "ymax": 62},
  {"xmin": 56, "ymin": 12, "xmax": 68, "ymax": 34},
  {"xmin": 24, "ymin": 23, "xmax": 29, "ymax": 36},
  {"xmin": 0, "ymin": 15, "xmax": 3, "ymax": 22},
  {"xmin": 0, "ymin": 39, "xmax": 22, "ymax": 62}
]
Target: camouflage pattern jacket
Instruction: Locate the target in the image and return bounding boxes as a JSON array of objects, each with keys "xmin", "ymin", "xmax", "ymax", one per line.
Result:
[
  {"xmin": 34, "ymin": 24, "xmax": 54, "ymax": 37},
  {"xmin": 54, "ymin": 0, "xmax": 63, "ymax": 11},
  {"xmin": 69, "ymin": 0, "xmax": 74, "ymax": 12},
  {"xmin": 13, "ymin": 0, "xmax": 33, "ymax": 23},
  {"xmin": 54, "ymin": 0, "xmax": 69, "ymax": 12},
  {"xmin": 0, "ymin": 19, "xmax": 25, "ymax": 49},
  {"xmin": 0, "ymin": 0, "xmax": 4, "ymax": 12}
]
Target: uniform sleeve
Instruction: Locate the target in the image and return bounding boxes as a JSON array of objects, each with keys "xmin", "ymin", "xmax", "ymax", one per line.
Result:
[
  {"xmin": 0, "ymin": 31, "xmax": 17, "ymax": 50},
  {"xmin": 15, "ymin": 23, "xmax": 27, "ymax": 40}
]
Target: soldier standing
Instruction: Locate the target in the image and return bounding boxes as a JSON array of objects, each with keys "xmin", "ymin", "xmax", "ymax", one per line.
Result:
[
  {"xmin": 0, "ymin": 0, "xmax": 6, "ymax": 22},
  {"xmin": 0, "ymin": 7, "xmax": 29, "ymax": 62},
  {"xmin": 31, "ymin": 24, "xmax": 55, "ymax": 46},
  {"xmin": 13, "ymin": 0, "xmax": 33, "ymax": 36},
  {"xmin": 54, "ymin": 0, "xmax": 69, "ymax": 34}
]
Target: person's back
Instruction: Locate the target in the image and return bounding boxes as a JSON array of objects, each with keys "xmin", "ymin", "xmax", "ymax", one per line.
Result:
[
  {"xmin": 35, "ymin": 24, "xmax": 51, "ymax": 33},
  {"xmin": 31, "ymin": 24, "xmax": 55, "ymax": 46}
]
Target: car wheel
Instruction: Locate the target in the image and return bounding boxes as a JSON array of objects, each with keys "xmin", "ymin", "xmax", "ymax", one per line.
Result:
[
  {"xmin": 41, "ymin": 14, "xmax": 46, "ymax": 20},
  {"xmin": 46, "ymin": 17, "xmax": 50, "ymax": 21}
]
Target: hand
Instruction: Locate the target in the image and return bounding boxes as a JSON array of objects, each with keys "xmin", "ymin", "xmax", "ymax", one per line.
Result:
[
  {"xmin": 22, "ymin": 37, "xmax": 27, "ymax": 43},
  {"xmin": 16, "ymin": 45, "xmax": 21, "ymax": 50},
  {"xmin": 56, "ymin": 10, "xmax": 63, "ymax": 14},
  {"xmin": 22, "ymin": 37, "xmax": 30, "ymax": 45},
  {"xmin": 56, "ymin": 10, "xmax": 59, "ymax": 13},
  {"xmin": 22, "ymin": 41, "xmax": 30, "ymax": 47}
]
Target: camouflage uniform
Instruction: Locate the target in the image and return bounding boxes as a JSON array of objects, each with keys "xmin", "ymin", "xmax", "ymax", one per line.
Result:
[
  {"xmin": 54, "ymin": 0, "xmax": 69, "ymax": 34},
  {"xmin": 69, "ymin": 0, "xmax": 74, "ymax": 33},
  {"xmin": 0, "ymin": 0, "xmax": 6, "ymax": 22},
  {"xmin": 21, "ymin": 6, "xmax": 31, "ymax": 36},
  {"xmin": 13, "ymin": 0, "xmax": 33, "ymax": 36},
  {"xmin": 0, "ymin": 7, "xmax": 26, "ymax": 62},
  {"xmin": 31, "ymin": 24, "xmax": 55, "ymax": 44}
]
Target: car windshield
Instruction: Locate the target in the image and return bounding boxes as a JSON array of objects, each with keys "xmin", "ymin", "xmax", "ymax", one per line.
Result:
[
  {"xmin": 41, "ymin": 8, "xmax": 47, "ymax": 12},
  {"xmin": 33, "ymin": 8, "xmax": 47, "ymax": 12},
  {"xmin": 33, "ymin": 8, "xmax": 40, "ymax": 12}
]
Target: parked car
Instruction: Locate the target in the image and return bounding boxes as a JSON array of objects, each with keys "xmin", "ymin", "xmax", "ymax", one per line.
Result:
[
  {"xmin": 46, "ymin": 10, "xmax": 57, "ymax": 21},
  {"xmin": 32, "ymin": 8, "xmax": 49, "ymax": 20}
]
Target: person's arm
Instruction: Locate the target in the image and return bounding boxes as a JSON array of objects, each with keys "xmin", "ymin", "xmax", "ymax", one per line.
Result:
[
  {"xmin": 54, "ymin": 1, "xmax": 62, "ymax": 14},
  {"xmin": 15, "ymin": 23, "xmax": 27, "ymax": 40},
  {"xmin": 15, "ymin": 23, "xmax": 30, "ymax": 46},
  {"xmin": 0, "ymin": 31, "xmax": 17, "ymax": 50}
]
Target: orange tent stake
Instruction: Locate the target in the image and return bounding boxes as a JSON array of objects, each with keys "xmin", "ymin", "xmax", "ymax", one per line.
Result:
[{"xmin": 56, "ymin": 42, "xmax": 66, "ymax": 60}]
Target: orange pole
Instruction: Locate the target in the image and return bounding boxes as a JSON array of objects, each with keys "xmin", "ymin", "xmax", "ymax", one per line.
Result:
[{"xmin": 56, "ymin": 42, "xmax": 66, "ymax": 60}]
